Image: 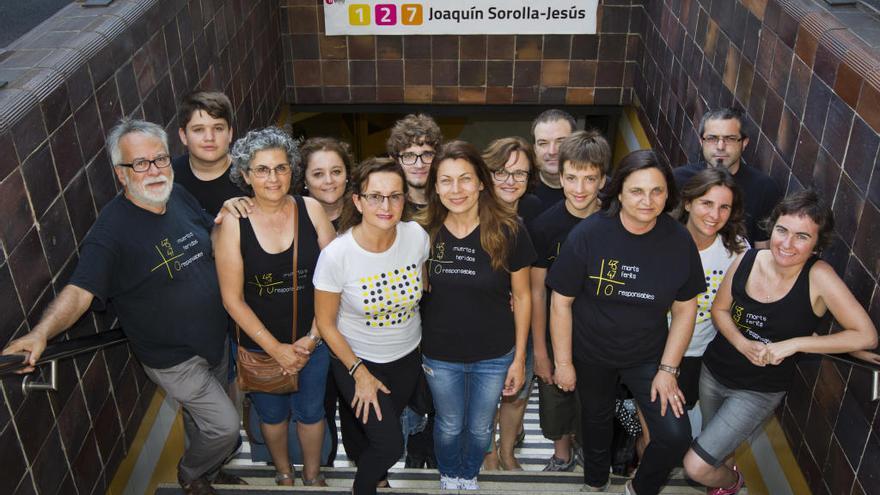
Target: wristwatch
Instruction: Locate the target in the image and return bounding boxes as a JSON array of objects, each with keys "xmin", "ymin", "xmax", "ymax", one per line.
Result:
[{"xmin": 658, "ymin": 364, "xmax": 680, "ymax": 377}]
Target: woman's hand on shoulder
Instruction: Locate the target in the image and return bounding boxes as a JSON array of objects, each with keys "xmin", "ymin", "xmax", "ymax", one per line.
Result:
[{"xmin": 215, "ymin": 196, "xmax": 254, "ymax": 224}]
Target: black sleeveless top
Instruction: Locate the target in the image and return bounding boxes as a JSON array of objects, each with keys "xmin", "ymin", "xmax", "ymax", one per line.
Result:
[
  {"xmin": 239, "ymin": 195, "xmax": 320, "ymax": 349},
  {"xmin": 703, "ymin": 249, "xmax": 821, "ymax": 392}
]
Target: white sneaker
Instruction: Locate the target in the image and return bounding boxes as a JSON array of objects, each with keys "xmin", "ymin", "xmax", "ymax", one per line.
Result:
[
  {"xmin": 439, "ymin": 475, "xmax": 460, "ymax": 490},
  {"xmin": 459, "ymin": 477, "xmax": 479, "ymax": 490}
]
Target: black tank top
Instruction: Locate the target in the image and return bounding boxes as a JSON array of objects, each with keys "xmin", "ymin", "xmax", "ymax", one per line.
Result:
[
  {"xmin": 239, "ymin": 195, "xmax": 320, "ymax": 349},
  {"xmin": 704, "ymin": 249, "xmax": 821, "ymax": 392}
]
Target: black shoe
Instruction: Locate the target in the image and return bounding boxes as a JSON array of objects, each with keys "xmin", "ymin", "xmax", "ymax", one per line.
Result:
[
  {"xmin": 178, "ymin": 476, "xmax": 217, "ymax": 495},
  {"xmin": 405, "ymin": 454, "xmax": 426, "ymax": 468},
  {"xmin": 213, "ymin": 470, "xmax": 248, "ymax": 485},
  {"xmin": 424, "ymin": 454, "xmax": 438, "ymax": 469}
]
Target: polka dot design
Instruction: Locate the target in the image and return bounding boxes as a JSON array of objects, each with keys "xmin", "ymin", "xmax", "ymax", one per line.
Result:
[
  {"xmin": 697, "ymin": 268, "xmax": 725, "ymax": 324},
  {"xmin": 360, "ymin": 264, "xmax": 422, "ymax": 329}
]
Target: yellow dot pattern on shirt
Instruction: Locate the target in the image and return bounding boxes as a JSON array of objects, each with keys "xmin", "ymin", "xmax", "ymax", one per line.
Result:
[
  {"xmin": 360, "ymin": 264, "xmax": 421, "ymax": 328},
  {"xmin": 698, "ymin": 268, "xmax": 725, "ymax": 324}
]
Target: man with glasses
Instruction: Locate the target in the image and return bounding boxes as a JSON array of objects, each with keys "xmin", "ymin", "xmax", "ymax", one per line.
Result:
[
  {"xmin": 3, "ymin": 118, "xmax": 244, "ymax": 495},
  {"xmin": 673, "ymin": 108, "xmax": 781, "ymax": 247},
  {"xmin": 386, "ymin": 113, "xmax": 443, "ymax": 215}
]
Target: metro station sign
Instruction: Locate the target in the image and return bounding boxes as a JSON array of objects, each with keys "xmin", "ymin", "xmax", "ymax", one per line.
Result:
[{"xmin": 323, "ymin": 0, "xmax": 599, "ymax": 35}]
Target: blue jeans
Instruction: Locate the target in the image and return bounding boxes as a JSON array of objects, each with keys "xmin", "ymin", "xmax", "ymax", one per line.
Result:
[
  {"xmin": 422, "ymin": 349, "xmax": 514, "ymax": 479},
  {"xmin": 249, "ymin": 343, "xmax": 329, "ymax": 425}
]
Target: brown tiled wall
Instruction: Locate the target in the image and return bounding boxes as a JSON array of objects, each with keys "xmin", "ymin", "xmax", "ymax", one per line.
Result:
[
  {"xmin": 0, "ymin": 1, "xmax": 283, "ymax": 493},
  {"xmin": 280, "ymin": 0, "xmax": 642, "ymax": 106},
  {"xmin": 634, "ymin": 1, "xmax": 880, "ymax": 493}
]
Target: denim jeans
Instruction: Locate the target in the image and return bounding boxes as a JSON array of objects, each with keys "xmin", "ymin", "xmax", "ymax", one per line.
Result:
[{"xmin": 422, "ymin": 349, "xmax": 514, "ymax": 479}]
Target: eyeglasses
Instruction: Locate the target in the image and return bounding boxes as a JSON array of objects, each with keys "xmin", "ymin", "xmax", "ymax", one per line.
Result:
[
  {"xmin": 701, "ymin": 135, "xmax": 744, "ymax": 145},
  {"xmin": 360, "ymin": 192, "xmax": 406, "ymax": 207},
  {"xmin": 249, "ymin": 164, "xmax": 292, "ymax": 178},
  {"xmin": 118, "ymin": 154, "xmax": 172, "ymax": 173},
  {"xmin": 398, "ymin": 151, "xmax": 435, "ymax": 166},
  {"xmin": 492, "ymin": 169, "xmax": 530, "ymax": 183}
]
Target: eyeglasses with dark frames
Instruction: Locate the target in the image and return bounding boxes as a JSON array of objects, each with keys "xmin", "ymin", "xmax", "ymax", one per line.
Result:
[
  {"xmin": 117, "ymin": 155, "xmax": 172, "ymax": 173},
  {"xmin": 398, "ymin": 151, "xmax": 436, "ymax": 166}
]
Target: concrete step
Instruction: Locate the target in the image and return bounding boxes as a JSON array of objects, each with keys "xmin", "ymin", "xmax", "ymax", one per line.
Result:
[{"xmin": 155, "ymin": 466, "xmax": 712, "ymax": 494}]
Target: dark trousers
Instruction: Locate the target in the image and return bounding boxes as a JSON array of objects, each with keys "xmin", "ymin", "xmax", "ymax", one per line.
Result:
[
  {"xmin": 332, "ymin": 349, "xmax": 421, "ymax": 495},
  {"xmin": 575, "ymin": 360, "xmax": 691, "ymax": 495},
  {"xmin": 323, "ymin": 368, "xmax": 341, "ymax": 466}
]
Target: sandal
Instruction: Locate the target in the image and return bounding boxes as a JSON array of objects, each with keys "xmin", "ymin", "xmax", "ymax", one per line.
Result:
[
  {"xmin": 302, "ymin": 472, "xmax": 328, "ymax": 487},
  {"xmin": 275, "ymin": 466, "xmax": 296, "ymax": 486}
]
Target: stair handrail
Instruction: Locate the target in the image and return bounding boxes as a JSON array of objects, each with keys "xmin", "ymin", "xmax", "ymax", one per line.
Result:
[
  {"xmin": 0, "ymin": 329, "xmax": 127, "ymax": 394},
  {"xmin": 819, "ymin": 350, "xmax": 880, "ymax": 401}
]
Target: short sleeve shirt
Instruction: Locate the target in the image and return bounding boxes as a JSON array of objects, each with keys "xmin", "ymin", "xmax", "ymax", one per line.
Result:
[
  {"xmin": 172, "ymin": 153, "xmax": 244, "ymax": 215},
  {"xmin": 547, "ymin": 213, "xmax": 705, "ymax": 367}
]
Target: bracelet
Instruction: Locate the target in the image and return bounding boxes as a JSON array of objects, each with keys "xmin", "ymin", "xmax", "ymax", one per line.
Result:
[
  {"xmin": 307, "ymin": 333, "xmax": 322, "ymax": 346},
  {"xmin": 348, "ymin": 358, "xmax": 363, "ymax": 376},
  {"xmin": 658, "ymin": 364, "xmax": 680, "ymax": 377},
  {"xmin": 555, "ymin": 361, "xmax": 572, "ymax": 367}
]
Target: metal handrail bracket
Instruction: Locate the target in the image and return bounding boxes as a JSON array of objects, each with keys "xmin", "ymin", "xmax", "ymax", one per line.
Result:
[{"xmin": 22, "ymin": 360, "xmax": 57, "ymax": 395}]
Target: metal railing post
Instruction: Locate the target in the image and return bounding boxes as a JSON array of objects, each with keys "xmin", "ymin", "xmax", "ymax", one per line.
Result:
[{"xmin": 21, "ymin": 360, "xmax": 58, "ymax": 395}]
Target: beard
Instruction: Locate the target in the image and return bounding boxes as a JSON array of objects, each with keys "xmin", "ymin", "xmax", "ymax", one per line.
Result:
[{"xmin": 124, "ymin": 172, "xmax": 173, "ymax": 209}]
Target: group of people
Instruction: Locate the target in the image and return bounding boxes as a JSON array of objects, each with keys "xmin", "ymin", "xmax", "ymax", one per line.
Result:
[{"xmin": 3, "ymin": 92, "xmax": 877, "ymax": 495}]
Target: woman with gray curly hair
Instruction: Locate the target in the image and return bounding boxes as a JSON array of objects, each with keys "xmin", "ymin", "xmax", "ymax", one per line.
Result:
[{"xmin": 214, "ymin": 127, "xmax": 336, "ymax": 486}]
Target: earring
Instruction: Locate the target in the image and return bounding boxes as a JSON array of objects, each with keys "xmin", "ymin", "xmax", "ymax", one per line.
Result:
[{"xmin": 304, "ymin": 184, "xmax": 308, "ymax": 190}]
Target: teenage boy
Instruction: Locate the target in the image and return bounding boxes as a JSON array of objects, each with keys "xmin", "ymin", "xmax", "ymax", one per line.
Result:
[
  {"xmin": 529, "ymin": 130, "xmax": 611, "ymax": 471},
  {"xmin": 673, "ymin": 108, "xmax": 781, "ymax": 247},
  {"xmin": 386, "ymin": 113, "xmax": 443, "ymax": 214},
  {"xmin": 173, "ymin": 91, "xmax": 240, "ymax": 215},
  {"xmin": 531, "ymin": 109, "xmax": 577, "ymax": 212}
]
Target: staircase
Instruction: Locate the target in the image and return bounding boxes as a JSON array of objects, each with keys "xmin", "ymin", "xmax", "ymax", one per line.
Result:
[{"xmin": 154, "ymin": 384, "xmax": 710, "ymax": 494}]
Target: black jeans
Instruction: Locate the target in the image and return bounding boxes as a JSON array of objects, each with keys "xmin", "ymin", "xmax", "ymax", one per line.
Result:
[
  {"xmin": 574, "ymin": 360, "xmax": 691, "ymax": 495},
  {"xmin": 332, "ymin": 349, "xmax": 421, "ymax": 495}
]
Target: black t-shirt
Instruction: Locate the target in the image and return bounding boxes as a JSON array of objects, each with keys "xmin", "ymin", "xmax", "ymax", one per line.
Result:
[
  {"xmin": 528, "ymin": 199, "xmax": 582, "ymax": 270},
  {"xmin": 421, "ymin": 222, "xmax": 537, "ymax": 362},
  {"xmin": 516, "ymin": 193, "xmax": 543, "ymax": 225},
  {"xmin": 673, "ymin": 162, "xmax": 782, "ymax": 243},
  {"xmin": 238, "ymin": 196, "xmax": 320, "ymax": 349},
  {"xmin": 533, "ymin": 181, "xmax": 565, "ymax": 212},
  {"xmin": 70, "ymin": 186, "xmax": 228, "ymax": 369},
  {"xmin": 172, "ymin": 153, "xmax": 243, "ymax": 215},
  {"xmin": 703, "ymin": 250, "xmax": 821, "ymax": 392},
  {"xmin": 547, "ymin": 212, "xmax": 705, "ymax": 367},
  {"xmin": 405, "ymin": 199, "xmax": 427, "ymax": 221}
]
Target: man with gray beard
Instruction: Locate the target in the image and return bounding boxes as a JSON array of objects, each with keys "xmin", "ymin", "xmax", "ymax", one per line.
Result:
[{"xmin": 3, "ymin": 118, "xmax": 244, "ymax": 495}]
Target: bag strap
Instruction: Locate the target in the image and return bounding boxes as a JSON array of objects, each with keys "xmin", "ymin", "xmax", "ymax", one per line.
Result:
[{"xmin": 291, "ymin": 196, "xmax": 300, "ymax": 342}]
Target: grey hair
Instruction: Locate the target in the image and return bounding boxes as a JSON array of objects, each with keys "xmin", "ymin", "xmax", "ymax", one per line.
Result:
[
  {"xmin": 698, "ymin": 107, "xmax": 747, "ymax": 139},
  {"xmin": 106, "ymin": 118, "xmax": 169, "ymax": 166},
  {"xmin": 229, "ymin": 127, "xmax": 301, "ymax": 195}
]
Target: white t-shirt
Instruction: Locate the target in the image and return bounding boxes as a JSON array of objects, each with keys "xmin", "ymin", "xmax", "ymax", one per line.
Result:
[
  {"xmin": 313, "ymin": 221, "xmax": 430, "ymax": 363},
  {"xmin": 669, "ymin": 234, "xmax": 747, "ymax": 357}
]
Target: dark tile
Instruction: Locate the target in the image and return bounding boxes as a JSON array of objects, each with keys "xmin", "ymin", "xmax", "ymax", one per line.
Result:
[
  {"xmin": 0, "ymin": 131, "xmax": 19, "ymax": 180},
  {"xmin": 600, "ymin": 5, "xmax": 630, "ymax": 33},
  {"xmin": 431, "ymin": 35, "xmax": 459, "ymax": 59},
  {"xmin": 487, "ymin": 35, "xmax": 514, "ymax": 59},
  {"xmin": 598, "ymin": 33, "xmax": 627, "ymax": 61},
  {"xmin": 65, "ymin": 65, "xmax": 93, "ymax": 113},
  {"xmin": 804, "ymin": 76, "xmax": 833, "ymax": 141},
  {"xmin": 856, "ymin": 432, "xmax": 880, "ymax": 495},
  {"xmin": 63, "ymin": 170, "xmax": 96, "ymax": 244},
  {"xmin": 543, "ymin": 35, "xmax": 572, "ymax": 59},
  {"xmin": 853, "ymin": 201, "xmax": 880, "ymax": 280},
  {"xmin": 747, "ymin": 74, "xmax": 768, "ymax": 125},
  {"xmin": 74, "ymin": 98, "xmax": 105, "ymax": 163},
  {"xmin": 13, "ymin": 390, "xmax": 55, "ymax": 461},
  {"xmin": 843, "ymin": 117, "xmax": 879, "ymax": 194},
  {"xmin": 0, "ymin": 169, "xmax": 35, "ymax": 251},
  {"xmin": 539, "ymin": 87, "xmax": 567, "ymax": 104},
  {"xmin": 8, "ymin": 227, "xmax": 51, "ymax": 313},
  {"xmin": 86, "ymin": 153, "xmax": 119, "ymax": 211},
  {"xmin": 13, "ymin": 475, "xmax": 35, "ymax": 495},
  {"xmin": 290, "ymin": 34, "xmax": 319, "ymax": 60},
  {"xmin": 459, "ymin": 60, "xmax": 485, "ymax": 87},
  {"xmin": 460, "ymin": 35, "xmax": 487, "ymax": 60},
  {"xmin": 823, "ymin": 97, "xmax": 855, "ymax": 166},
  {"xmin": 814, "ymin": 358, "xmax": 846, "ymax": 426},
  {"xmin": 80, "ymin": 352, "xmax": 111, "ymax": 420},
  {"xmin": 349, "ymin": 60, "xmax": 376, "ymax": 86},
  {"xmin": 835, "ymin": 62, "xmax": 864, "ymax": 110},
  {"xmin": 486, "ymin": 86, "xmax": 512, "ymax": 104},
  {"xmin": 376, "ymin": 86, "xmax": 403, "ymax": 103},
  {"xmin": 38, "ymin": 198, "xmax": 76, "ymax": 277},
  {"xmin": 403, "ymin": 36, "xmax": 431, "ymax": 58},
  {"xmin": 571, "ymin": 35, "xmax": 599, "ymax": 60},
  {"xmin": 787, "ymin": 365, "xmax": 812, "ymax": 432},
  {"xmin": 515, "ymin": 35, "xmax": 542, "ymax": 60},
  {"xmin": 115, "ymin": 62, "xmax": 140, "ymax": 117},
  {"xmin": 593, "ymin": 87, "xmax": 622, "ymax": 105},
  {"xmin": 376, "ymin": 36, "xmax": 402, "ymax": 59},
  {"xmin": 513, "ymin": 61, "xmax": 540, "ymax": 87},
  {"xmin": 21, "ymin": 143, "xmax": 60, "ymax": 218},
  {"xmin": 40, "ymin": 83, "xmax": 71, "ymax": 134},
  {"xmin": 804, "ymin": 405, "xmax": 834, "ymax": 471},
  {"xmin": 31, "ymin": 427, "xmax": 69, "ymax": 495},
  {"xmin": 569, "ymin": 60, "xmax": 597, "ymax": 87},
  {"xmin": 814, "ymin": 42, "xmax": 839, "ymax": 87},
  {"xmin": 755, "ymin": 31, "xmax": 776, "ymax": 81},
  {"xmin": 769, "ymin": 38, "xmax": 793, "ymax": 98},
  {"xmin": 833, "ymin": 175, "xmax": 865, "ymax": 247},
  {"xmin": 0, "ymin": 261, "xmax": 25, "ymax": 347},
  {"xmin": 0, "ymin": 426, "xmax": 27, "ymax": 495},
  {"xmin": 776, "ymin": 106, "xmax": 798, "ymax": 163},
  {"xmin": 404, "ymin": 59, "xmax": 431, "ymax": 86},
  {"xmin": 856, "ymin": 80, "xmax": 880, "ymax": 135},
  {"xmin": 348, "ymin": 35, "xmax": 375, "ymax": 60},
  {"xmin": 792, "ymin": 125, "xmax": 819, "ymax": 187},
  {"xmin": 596, "ymin": 61, "xmax": 624, "ymax": 87},
  {"xmin": 320, "ymin": 36, "xmax": 348, "ymax": 60},
  {"xmin": 795, "ymin": 26, "xmax": 818, "ymax": 68},
  {"xmin": 289, "ymin": 5, "xmax": 317, "ymax": 33},
  {"xmin": 486, "ymin": 61, "xmax": 513, "ymax": 86},
  {"xmin": 823, "ymin": 437, "xmax": 856, "ymax": 495},
  {"xmin": 292, "ymin": 60, "xmax": 320, "ymax": 86},
  {"xmin": 11, "ymin": 105, "xmax": 48, "ymax": 163},
  {"xmin": 71, "ymin": 433, "xmax": 102, "ymax": 495},
  {"xmin": 376, "ymin": 60, "xmax": 402, "ymax": 86},
  {"xmin": 294, "ymin": 86, "xmax": 322, "ymax": 104},
  {"xmin": 49, "ymin": 117, "xmax": 85, "ymax": 189},
  {"xmin": 432, "ymin": 60, "xmax": 458, "ymax": 86},
  {"xmin": 786, "ymin": 56, "xmax": 812, "ymax": 119},
  {"xmin": 512, "ymin": 86, "xmax": 539, "ymax": 103}
]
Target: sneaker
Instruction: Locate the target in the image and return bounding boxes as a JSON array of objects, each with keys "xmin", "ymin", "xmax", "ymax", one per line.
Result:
[
  {"xmin": 460, "ymin": 477, "xmax": 480, "ymax": 490},
  {"xmin": 542, "ymin": 450, "xmax": 576, "ymax": 472},
  {"xmin": 708, "ymin": 468, "xmax": 744, "ymax": 495},
  {"xmin": 580, "ymin": 481, "xmax": 610, "ymax": 492},
  {"xmin": 439, "ymin": 475, "xmax": 460, "ymax": 490}
]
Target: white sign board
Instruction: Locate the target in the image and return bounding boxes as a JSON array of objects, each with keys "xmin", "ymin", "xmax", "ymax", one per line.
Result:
[{"xmin": 323, "ymin": 1, "xmax": 599, "ymax": 35}]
